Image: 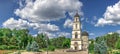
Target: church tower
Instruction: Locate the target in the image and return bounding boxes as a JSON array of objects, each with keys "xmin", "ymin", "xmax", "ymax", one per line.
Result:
[{"xmin": 70, "ymin": 12, "xmax": 82, "ymax": 50}]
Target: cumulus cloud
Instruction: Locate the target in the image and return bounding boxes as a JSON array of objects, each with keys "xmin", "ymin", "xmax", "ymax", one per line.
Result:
[
  {"xmin": 95, "ymin": 1, "xmax": 120, "ymax": 26},
  {"xmin": 15, "ymin": 0, "xmax": 83, "ymax": 22},
  {"xmin": 116, "ymin": 30, "xmax": 120, "ymax": 34},
  {"xmin": 30, "ymin": 23, "xmax": 59, "ymax": 32},
  {"xmin": 3, "ymin": 17, "xmax": 59, "ymax": 32},
  {"xmin": 64, "ymin": 19, "xmax": 73, "ymax": 28},
  {"xmin": 57, "ymin": 32, "xmax": 71, "ymax": 38},
  {"xmin": 3, "ymin": 17, "xmax": 30, "ymax": 29},
  {"xmin": 89, "ymin": 33, "xmax": 95, "ymax": 36}
]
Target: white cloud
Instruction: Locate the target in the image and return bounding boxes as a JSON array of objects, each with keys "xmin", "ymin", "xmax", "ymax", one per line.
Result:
[
  {"xmin": 3, "ymin": 17, "xmax": 30, "ymax": 29},
  {"xmin": 15, "ymin": 0, "xmax": 83, "ymax": 22},
  {"xmin": 64, "ymin": 19, "xmax": 73, "ymax": 28},
  {"xmin": 95, "ymin": 18, "xmax": 113, "ymax": 26},
  {"xmin": 57, "ymin": 32, "xmax": 71, "ymax": 38},
  {"xmin": 116, "ymin": 30, "xmax": 120, "ymax": 34},
  {"xmin": 89, "ymin": 33, "xmax": 95, "ymax": 36},
  {"xmin": 30, "ymin": 23, "xmax": 59, "ymax": 32},
  {"xmin": 3, "ymin": 17, "xmax": 59, "ymax": 32},
  {"xmin": 95, "ymin": 1, "xmax": 120, "ymax": 26},
  {"xmin": 81, "ymin": 17, "xmax": 84, "ymax": 21}
]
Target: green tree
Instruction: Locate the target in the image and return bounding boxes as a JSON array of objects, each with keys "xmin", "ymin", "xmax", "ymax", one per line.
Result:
[
  {"xmin": 35, "ymin": 33, "xmax": 46, "ymax": 48},
  {"xmin": 0, "ymin": 28, "xmax": 12, "ymax": 37},
  {"xmin": 0, "ymin": 37, "xmax": 3, "ymax": 45},
  {"xmin": 106, "ymin": 33, "xmax": 119, "ymax": 48},
  {"xmin": 10, "ymin": 36, "xmax": 18, "ymax": 46},
  {"xmin": 94, "ymin": 40, "xmax": 107, "ymax": 54},
  {"xmin": 30, "ymin": 41, "xmax": 39, "ymax": 52},
  {"xmin": 2, "ymin": 36, "xmax": 9, "ymax": 45},
  {"xmin": 115, "ymin": 38, "xmax": 120, "ymax": 49},
  {"xmin": 89, "ymin": 39, "xmax": 94, "ymax": 53},
  {"xmin": 50, "ymin": 36, "xmax": 70, "ymax": 48},
  {"xmin": 26, "ymin": 42, "xmax": 31, "ymax": 51},
  {"xmin": 62, "ymin": 38, "xmax": 70, "ymax": 48}
]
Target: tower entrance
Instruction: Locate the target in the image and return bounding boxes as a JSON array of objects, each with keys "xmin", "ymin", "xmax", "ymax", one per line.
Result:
[{"xmin": 74, "ymin": 42, "xmax": 78, "ymax": 50}]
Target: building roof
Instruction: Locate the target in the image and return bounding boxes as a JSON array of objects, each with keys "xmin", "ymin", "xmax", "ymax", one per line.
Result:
[
  {"xmin": 74, "ymin": 12, "xmax": 80, "ymax": 17},
  {"xmin": 82, "ymin": 31, "xmax": 89, "ymax": 36}
]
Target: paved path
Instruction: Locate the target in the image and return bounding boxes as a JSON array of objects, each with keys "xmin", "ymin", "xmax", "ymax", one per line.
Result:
[
  {"xmin": 21, "ymin": 50, "xmax": 88, "ymax": 54},
  {"xmin": 21, "ymin": 52, "xmax": 88, "ymax": 54}
]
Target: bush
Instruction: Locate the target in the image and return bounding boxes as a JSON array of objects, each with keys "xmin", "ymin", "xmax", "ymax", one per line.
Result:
[
  {"xmin": 94, "ymin": 41, "xmax": 107, "ymax": 54},
  {"xmin": 89, "ymin": 43, "xmax": 94, "ymax": 53},
  {"xmin": 8, "ymin": 45, "xmax": 18, "ymax": 49},
  {"xmin": 30, "ymin": 41, "xmax": 39, "ymax": 52},
  {"xmin": 115, "ymin": 38, "xmax": 120, "ymax": 49},
  {"xmin": 48, "ymin": 46, "xmax": 55, "ymax": 51},
  {"xmin": 0, "ymin": 45, "xmax": 8, "ymax": 50},
  {"xmin": 26, "ymin": 42, "xmax": 31, "ymax": 51},
  {"xmin": 113, "ymin": 52, "xmax": 120, "ymax": 54}
]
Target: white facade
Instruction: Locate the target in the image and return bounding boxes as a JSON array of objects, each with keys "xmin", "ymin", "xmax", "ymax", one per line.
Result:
[
  {"xmin": 70, "ymin": 13, "xmax": 89, "ymax": 51},
  {"xmin": 70, "ymin": 13, "xmax": 82, "ymax": 50}
]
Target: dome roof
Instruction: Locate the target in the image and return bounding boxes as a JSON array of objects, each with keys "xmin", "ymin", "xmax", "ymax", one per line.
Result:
[
  {"xmin": 82, "ymin": 31, "xmax": 89, "ymax": 36},
  {"xmin": 74, "ymin": 12, "xmax": 80, "ymax": 17}
]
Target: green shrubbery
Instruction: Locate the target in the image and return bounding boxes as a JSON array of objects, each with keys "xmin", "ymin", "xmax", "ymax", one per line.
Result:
[
  {"xmin": 0, "ymin": 28, "xmax": 70, "ymax": 52},
  {"xmin": 0, "ymin": 45, "xmax": 8, "ymax": 50},
  {"xmin": 94, "ymin": 41, "xmax": 107, "ymax": 54},
  {"xmin": 0, "ymin": 45, "xmax": 18, "ymax": 50},
  {"xmin": 8, "ymin": 45, "xmax": 18, "ymax": 49},
  {"xmin": 26, "ymin": 42, "xmax": 31, "ymax": 51},
  {"xmin": 113, "ymin": 52, "xmax": 120, "ymax": 54},
  {"xmin": 89, "ymin": 39, "xmax": 94, "ymax": 53},
  {"xmin": 89, "ymin": 32, "xmax": 120, "ymax": 54},
  {"xmin": 48, "ymin": 46, "xmax": 55, "ymax": 51},
  {"xmin": 26, "ymin": 41, "xmax": 39, "ymax": 52},
  {"xmin": 115, "ymin": 38, "xmax": 120, "ymax": 49}
]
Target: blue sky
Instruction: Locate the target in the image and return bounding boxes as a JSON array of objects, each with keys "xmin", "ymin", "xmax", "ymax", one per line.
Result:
[{"xmin": 0, "ymin": 0, "xmax": 120, "ymax": 39}]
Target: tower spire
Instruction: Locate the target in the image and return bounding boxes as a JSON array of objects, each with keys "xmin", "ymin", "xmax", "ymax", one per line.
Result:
[{"xmin": 74, "ymin": 11, "xmax": 80, "ymax": 17}]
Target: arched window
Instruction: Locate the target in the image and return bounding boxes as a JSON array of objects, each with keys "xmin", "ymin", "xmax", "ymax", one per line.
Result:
[
  {"xmin": 76, "ymin": 24, "xmax": 77, "ymax": 29},
  {"xmin": 76, "ymin": 18, "xmax": 77, "ymax": 22},
  {"xmin": 75, "ymin": 32, "xmax": 78, "ymax": 38}
]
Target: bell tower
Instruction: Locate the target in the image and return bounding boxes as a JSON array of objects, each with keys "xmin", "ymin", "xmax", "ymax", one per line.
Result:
[{"xmin": 70, "ymin": 12, "xmax": 82, "ymax": 50}]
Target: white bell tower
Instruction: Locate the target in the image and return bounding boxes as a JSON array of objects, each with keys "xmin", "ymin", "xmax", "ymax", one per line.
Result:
[{"xmin": 70, "ymin": 12, "xmax": 82, "ymax": 50}]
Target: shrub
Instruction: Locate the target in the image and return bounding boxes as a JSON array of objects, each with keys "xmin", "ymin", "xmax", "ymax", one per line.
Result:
[
  {"xmin": 8, "ymin": 45, "xmax": 18, "ymax": 49},
  {"xmin": 113, "ymin": 52, "xmax": 120, "ymax": 54},
  {"xmin": 26, "ymin": 42, "xmax": 31, "ymax": 51},
  {"xmin": 89, "ymin": 43, "xmax": 94, "ymax": 53},
  {"xmin": 94, "ymin": 41, "xmax": 107, "ymax": 54},
  {"xmin": 48, "ymin": 46, "xmax": 55, "ymax": 51},
  {"xmin": 115, "ymin": 38, "xmax": 120, "ymax": 49},
  {"xmin": 0, "ymin": 45, "xmax": 8, "ymax": 50},
  {"xmin": 30, "ymin": 41, "xmax": 39, "ymax": 52}
]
